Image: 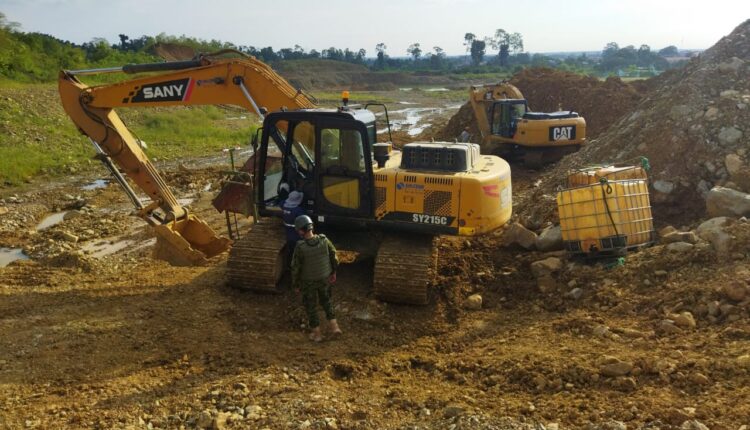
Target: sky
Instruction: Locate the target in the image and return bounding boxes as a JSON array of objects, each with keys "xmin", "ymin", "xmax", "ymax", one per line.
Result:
[{"xmin": 1, "ymin": 0, "xmax": 748, "ymax": 56}]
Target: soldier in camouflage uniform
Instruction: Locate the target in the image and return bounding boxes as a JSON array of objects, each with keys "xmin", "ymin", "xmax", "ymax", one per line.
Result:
[{"xmin": 291, "ymin": 215, "xmax": 342, "ymax": 342}]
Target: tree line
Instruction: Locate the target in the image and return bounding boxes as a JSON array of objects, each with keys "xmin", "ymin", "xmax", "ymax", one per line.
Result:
[{"xmin": 0, "ymin": 12, "xmax": 689, "ymax": 83}]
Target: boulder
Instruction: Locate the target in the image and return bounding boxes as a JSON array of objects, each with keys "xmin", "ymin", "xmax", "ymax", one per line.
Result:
[
  {"xmin": 443, "ymin": 405, "xmax": 465, "ymax": 418},
  {"xmin": 658, "ymin": 225, "xmax": 678, "ymax": 237},
  {"xmin": 530, "ymin": 257, "xmax": 563, "ymax": 277},
  {"xmin": 672, "ymin": 312, "xmax": 696, "ymax": 328},
  {"xmin": 503, "ymin": 222, "xmax": 537, "ymax": 250},
  {"xmin": 599, "ymin": 356, "xmax": 633, "ymax": 377},
  {"xmin": 725, "ymin": 153, "xmax": 744, "ymax": 176},
  {"xmin": 660, "ymin": 231, "xmax": 699, "ymax": 244},
  {"xmin": 718, "ymin": 126, "xmax": 743, "ymax": 146},
  {"xmin": 696, "ymin": 217, "xmax": 732, "ymax": 254},
  {"xmin": 464, "ymin": 294, "xmax": 483, "ymax": 310},
  {"xmin": 535, "ymin": 225, "xmax": 563, "ymax": 251},
  {"xmin": 722, "ymin": 282, "xmax": 748, "ymax": 301},
  {"xmin": 706, "ymin": 186, "xmax": 750, "ymax": 217},
  {"xmin": 653, "ymin": 180, "xmax": 676, "ymax": 194}
]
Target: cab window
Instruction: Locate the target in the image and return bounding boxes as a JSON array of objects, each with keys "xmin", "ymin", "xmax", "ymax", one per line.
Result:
[
  {"xmin": 320, "ymin": 128, "xmax": 365, "ymax": 210},
  {"xmin": 262, "ymin": 120, "xmax": 288, "ymax": 202},
  {"xmin": 290, "ymin": 121, "xmax": 315, "ymax": 171}
]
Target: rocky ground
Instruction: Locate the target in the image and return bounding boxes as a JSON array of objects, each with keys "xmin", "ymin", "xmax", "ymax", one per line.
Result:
[
  {"xmin": 2, "ymin": 21, "xmax": 750, "ymax": 430},
  {"xmin": 2, "ymin": 155, "xmax": 750, "ymax": 430}
]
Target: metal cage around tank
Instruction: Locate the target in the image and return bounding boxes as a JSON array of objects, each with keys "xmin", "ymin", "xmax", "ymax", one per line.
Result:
[{"xmin": 557, "ymin": 178, "xmax": 656, "ymax": 256}]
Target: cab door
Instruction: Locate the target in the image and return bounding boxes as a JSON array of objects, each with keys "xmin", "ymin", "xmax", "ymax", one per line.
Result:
[{"xmin": 315, "ymin": 120, "xmax": 373, "ymax": 219}]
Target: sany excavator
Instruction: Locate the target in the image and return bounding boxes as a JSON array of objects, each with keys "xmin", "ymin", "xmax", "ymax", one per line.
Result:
[
  {"xmin": 59, "ymin": 51, "xmax": 512, "ymax": 304},
  {"xmin": 468, "ymin": 82, "xmax": 586, "ymax": 167}
]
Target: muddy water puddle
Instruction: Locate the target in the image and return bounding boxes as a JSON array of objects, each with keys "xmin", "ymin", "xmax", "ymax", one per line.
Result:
[
  {"xmin": 0, "ymin": 248, "xmax": 29, "ymax": 267},
  {"xmin": 82, "ymin": 237, "xmax": 156, "ymax": 259},
  {"xmin": 383, "ymin": 103, "xmax": 461, "ymax": 137},
  {"xmin": 35, "ymin": 212, "xmax": 67, "ymax": 231},
  {"xmin": 81, "ymin": 179, "xmax": 108, "ymax": 191}
]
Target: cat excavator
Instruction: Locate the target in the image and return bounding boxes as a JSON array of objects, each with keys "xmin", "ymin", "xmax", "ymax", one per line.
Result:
[
  {"xmin": 469, "ymin": 82, "xmax": 586, "ymax": 167},
  {"xmin": 58, "ymin": 52, "xmax": 512, "ymax": 304}
]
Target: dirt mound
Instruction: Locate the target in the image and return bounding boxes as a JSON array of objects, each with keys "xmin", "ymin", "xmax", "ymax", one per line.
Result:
[
  {"xmin": 544, "ymin": 19, "xmax": 750, "ymax": 225},
  {"xmin": 510, "ymin": 68, "xmax": 647, "ymax": 138},
  {"xmin": 273, "ymin": 59, "xmax": 454, "ymax": 91},
  {"xmin": 438, "ymin": 68, "xmax": 650, "ymax": 141},
  {"xmin": 437, "ymin": 101, "xmax": 481, "ymax": 142},
  {"xmin": 150, "ymin": 42, "xmax": 196, "ymax": 61}
]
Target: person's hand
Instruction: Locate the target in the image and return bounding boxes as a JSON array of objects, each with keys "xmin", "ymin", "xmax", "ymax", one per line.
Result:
[{"xmin": 328, "ymin": 272, "xmax": 337, "ymax": 284}]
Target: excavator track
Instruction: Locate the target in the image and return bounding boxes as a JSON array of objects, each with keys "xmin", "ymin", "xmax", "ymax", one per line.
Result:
[
  {"xmin": 373, "ymin": 233, "xmax": 437, "ymax": 305},
  {"xmin": 226, "ymin": 219, "xmax": 287, "ymax": 293}
]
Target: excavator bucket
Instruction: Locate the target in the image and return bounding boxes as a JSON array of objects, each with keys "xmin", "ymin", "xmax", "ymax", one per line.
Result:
[{"xmin": 152, "ymin": 215, "xmax": 232, "ymax": 266}]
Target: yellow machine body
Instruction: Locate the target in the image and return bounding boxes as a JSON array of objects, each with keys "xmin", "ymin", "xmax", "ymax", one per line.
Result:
[
  {"xmin": 468, "ymin": 83, "xmax": 586, "ymax": 165},
  {"xmin": 370, "ymin": 147, "xmax": 512, "ymax": 236}
]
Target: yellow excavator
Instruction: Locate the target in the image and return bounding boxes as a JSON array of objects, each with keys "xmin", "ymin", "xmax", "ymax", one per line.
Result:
[
  {"xmin": 468, "ymin": 82, "xmax": 586, "ymax": 167},
  {"xmin": 59, "ymin": 51, "xmax": 512, "ymax": 304}
]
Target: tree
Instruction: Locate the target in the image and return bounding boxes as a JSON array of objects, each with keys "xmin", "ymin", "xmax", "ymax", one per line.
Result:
[
  {"xmin": 463, "ymin": 33, "xmax": 476, "ymax": 53},
  {"xmin": 430, "ymin": 46, "xmax": 446, "ymax": 69},
  {"xmin": 470, "ymin": 39, "xmax": 486, "ymax": 66},
  {"xmin": 491, "ymin": 29, "xmax": 524, "ymax": 66},
  {"xmin": 407, "ymin": 43, "xmax": 422, "ymax": 61},
  {"xmin": 0, "ymin": 12, "xmax": 21, "ymax": 31},
  {"xmin": 118, "ymin": 34, "xmax": 129, "ymax": 51},
  {"xmin": 375, "ymin": 43, "xmax": 387, "ymax": 69},
  {"xmin": 658, "ymin": 45, "xmax": 679, "ymax": 57},
  {"xmin": 637, "ymin": 44, "xmax": 651, "ymax": 66},
  {"xmin": 258, "ymin": 46, "xmax": 278, "ymax": 62}
]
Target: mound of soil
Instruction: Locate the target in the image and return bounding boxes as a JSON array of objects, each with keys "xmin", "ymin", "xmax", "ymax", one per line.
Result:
[
  {"xmin": 438, "ymin": 68, "xmax": 650, "ymax": 141},
  {"xmin": 273, "ymin": 60, "xmax": 454, "ymax": 91},
  {"xmin": 150, "ymin": 42, "xmax": 196, "ymax": 61},
  {"xmin": 511, "ymin": 68, "xmax": 646, "ymax": 138},
  {"xmin": 545, "ymin": 19, "xmax": 750, "ymax": 226}
]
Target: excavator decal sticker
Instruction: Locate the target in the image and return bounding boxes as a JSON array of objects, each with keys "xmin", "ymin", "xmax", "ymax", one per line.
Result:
[
  {"xmin": 482, "ymin": 184, "xmax": 500, "ymax": 198},
  {"xmin": 130, "ymin": 78, "xmax": 194, "ymax": 103},
  {"xmin": 549, "ymin": 125, "xmax": 576, "ymax": 141}
]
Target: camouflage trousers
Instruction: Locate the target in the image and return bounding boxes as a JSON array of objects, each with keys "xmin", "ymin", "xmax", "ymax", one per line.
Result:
[{"xmin": 300, "ymin": 279, "xmax": 335, "ymax": 328}]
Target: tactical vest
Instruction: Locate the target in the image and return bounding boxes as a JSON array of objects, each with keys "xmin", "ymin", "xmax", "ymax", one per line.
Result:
[{"xmin": 297, "ymin": 235, "xmax": 333, "ymax": 280}]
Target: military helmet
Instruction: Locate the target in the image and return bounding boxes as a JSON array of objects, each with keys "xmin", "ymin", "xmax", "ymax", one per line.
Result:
[{"xmin": 294, "ymin": 215, "xmax": 314, "ymax": 231}]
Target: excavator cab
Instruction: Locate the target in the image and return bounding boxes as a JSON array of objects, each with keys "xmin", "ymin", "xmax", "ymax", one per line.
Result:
[
  {"xmin": 256, "ymin": 109, "xmax": 376, "ymax": 221},
  {"xmin": 489, "ymin": 99, "xmax": 527, "ymax": 138}
]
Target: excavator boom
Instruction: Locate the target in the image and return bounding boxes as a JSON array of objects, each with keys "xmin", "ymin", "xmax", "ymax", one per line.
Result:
[{"xmin": 58, "ymin": 52, "xmax": 315, "ymax": 265}]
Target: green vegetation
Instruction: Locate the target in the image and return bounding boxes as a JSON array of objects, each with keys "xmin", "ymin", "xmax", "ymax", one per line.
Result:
[
  {"xmin": 0, "ymin": 84, "xmax": 257, "ymax": 185},
  {"xmin": 125, "ymin": 106, "xmax": 258, "ymax": 160}
]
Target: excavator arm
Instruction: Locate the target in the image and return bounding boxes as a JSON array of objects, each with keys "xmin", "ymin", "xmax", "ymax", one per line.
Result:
[{"xmin": 58, "ymin": 52, "xmax": 315, "ymax": 265}]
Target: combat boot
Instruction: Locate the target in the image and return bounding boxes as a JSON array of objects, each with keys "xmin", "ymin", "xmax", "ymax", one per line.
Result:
[
  {"xmin": 309, "ymin": 326, "xmax": 322, "ymax": 342},
  {"xmin": 329, "ymin": 319, "xmax": 342, "ymax": 336}
]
